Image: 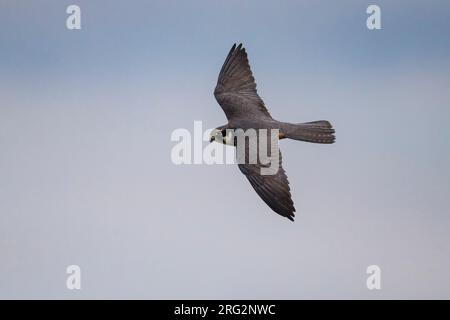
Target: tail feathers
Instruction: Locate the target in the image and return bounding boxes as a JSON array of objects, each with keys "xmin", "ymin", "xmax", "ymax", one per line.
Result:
[{"xmin": 283, "ymin": 120, "xmax": 335, "ymax": 144}]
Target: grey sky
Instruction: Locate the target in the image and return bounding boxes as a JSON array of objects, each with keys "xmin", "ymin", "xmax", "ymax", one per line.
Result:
[{"xmin": 1, "ymin": 0, "xmax": 449, "ymax": 299}]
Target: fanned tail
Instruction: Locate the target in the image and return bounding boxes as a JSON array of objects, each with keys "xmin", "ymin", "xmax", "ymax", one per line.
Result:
[{"xmin": 282, "ymin": 120, "xmax": 335, "ymax": 144}]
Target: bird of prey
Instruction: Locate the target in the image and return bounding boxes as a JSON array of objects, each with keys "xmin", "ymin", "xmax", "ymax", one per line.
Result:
[{"xmin": 210, "ymin": 43, "xmax": 335, "ymax": 221}]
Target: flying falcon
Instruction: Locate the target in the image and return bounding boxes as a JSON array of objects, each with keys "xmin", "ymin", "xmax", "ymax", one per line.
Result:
[{"xmin": 210, "ymin": 44, "xmax": 335, "ymax": 221}]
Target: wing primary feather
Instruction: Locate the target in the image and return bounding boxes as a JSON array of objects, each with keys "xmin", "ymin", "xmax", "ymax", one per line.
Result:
[{"xmin": 218, "ymin": 43, "xmax": 236, "ymax": 78}]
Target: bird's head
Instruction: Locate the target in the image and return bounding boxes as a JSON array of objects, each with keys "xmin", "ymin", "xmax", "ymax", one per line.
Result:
[
  {"xmin": 209, "ymin": 128, "xmax": 225, "ymax": 144},
  {"xmin": 209, "ymin": 128, "xmax": 234, "ymax": 145}
]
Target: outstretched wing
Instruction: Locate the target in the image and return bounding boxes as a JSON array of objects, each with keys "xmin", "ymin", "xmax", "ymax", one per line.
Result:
[
  {"xmin": 214, "ymin": 43, "xmax": 272, "ymax": 121},
  {"xmin": 238, "ymin": 150, "xmax": 295, "ymax": 221}
]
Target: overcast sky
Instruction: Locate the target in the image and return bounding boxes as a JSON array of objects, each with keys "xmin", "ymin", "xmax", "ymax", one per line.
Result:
[{"xmin": 1, "ymin": 0, "xmax": 449, "ymax": 299}]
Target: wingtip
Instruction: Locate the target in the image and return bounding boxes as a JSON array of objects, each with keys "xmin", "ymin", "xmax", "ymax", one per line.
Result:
[
  {"xmin": 287, "ymin": 210, "xmax": 295, "ymax": 222},
  {"xmin": 229, "ymin": 43, "xmax": 245, "ymax": 55}
]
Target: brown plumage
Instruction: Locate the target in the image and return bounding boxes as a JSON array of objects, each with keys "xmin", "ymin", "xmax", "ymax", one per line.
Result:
[{"xmin": 211, "ymin": 44, "xmax": 335, "ymax": 221}]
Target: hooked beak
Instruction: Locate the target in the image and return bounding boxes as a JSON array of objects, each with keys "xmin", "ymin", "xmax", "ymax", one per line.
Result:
[{"xmin": 209, "ymin": 136, "xmax": 215, "ymax": 143}]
